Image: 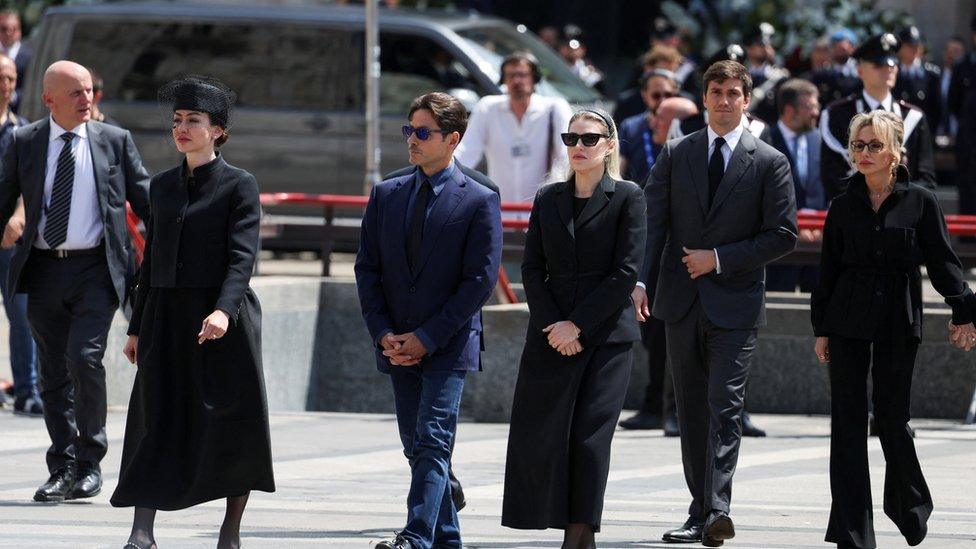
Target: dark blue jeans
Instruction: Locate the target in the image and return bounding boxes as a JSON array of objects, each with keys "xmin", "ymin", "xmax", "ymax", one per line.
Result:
[
  {"xmin": 0, "ymin": 248, "xmax": 37, "ymax": 399},
  {"xmin": 389, "ymin": 367, "xmax": 466, "ymax": 549}
]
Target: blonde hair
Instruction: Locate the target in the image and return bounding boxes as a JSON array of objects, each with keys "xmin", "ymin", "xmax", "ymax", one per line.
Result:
[
  {"xmin": 847, "ymin": 110, "xmax": 904, "ymax": 170},
  {"xmin": 564, "ymin": 109, "xmax": 622, "ymax": 180}
]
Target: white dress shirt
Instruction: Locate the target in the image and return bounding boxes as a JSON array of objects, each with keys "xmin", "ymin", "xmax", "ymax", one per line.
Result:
[
  {"xmin": 1, "ymin": 41, "xmax": 20, "ymax": 62},
  {"xmin": 861, "ymin": 90, "xmax": 894, "ymax": 112},
  {"xmin": 455, "ymin": 93, "xmax": 573, "ymax": 203},
  {"xmin": 777, "ymin": 120, "xmax": 809, "ymax": 189},
  {"xmin": 35, "ymin": 118, "xmax": 102, "ymax": 250},
  {"xmin": 704, "ymin": 124, "xmax": 744, "ymax": 274}
]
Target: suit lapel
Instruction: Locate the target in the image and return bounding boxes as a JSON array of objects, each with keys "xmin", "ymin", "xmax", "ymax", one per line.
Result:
[
  {"xmin": 555, "ymin": 180, "xmax": 574, "ymax": 239},
  {"xmin": 708, "ymin": 131, "xmax": 756, "ymax": 217},
  {"xmin": 575, "ymin": 174, "xmax": 613, "ymax": 230},
  {"xmin": 686, "ymin": 129, "xmax": 710, "ymax": 215},
  {"xmin": 386, "ymin": 174, "xmax": 413, "ymax": 275},
  {"xmin": 412, "ymin": 167, "xmax": 467, "ymax": 278},
  {"xmin": 86, "ymin": 122, "xmax": 109, "ymax": 221},
  {"xmin": 26, "ymin": 120, "xmax": 50, "ymax": 235}
]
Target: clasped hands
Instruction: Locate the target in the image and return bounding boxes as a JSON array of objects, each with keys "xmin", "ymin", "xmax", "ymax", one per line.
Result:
[
  {"xmin": 948, "ymin": 321, "xmax": 976, "ymax": 351},
  {"xmin": 381, "ymin": 332, "xmax": 428, "ymax": 366},
  {"xmin": 543, "ymin": 320, "xmax": 582, "ymax": 356}
]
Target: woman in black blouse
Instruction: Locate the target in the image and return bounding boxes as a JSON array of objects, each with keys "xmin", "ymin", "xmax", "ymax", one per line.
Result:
[
  {"xmin": 501, "ymin": 109, "xmax": 646, "ymax": 548},
  {"xmin": 111, "ymin": 77, "xmax": 274, "ymax": 549},
  {"xmin": 811, "ymin": 110, "xmax": 975, "ymax": 549}
]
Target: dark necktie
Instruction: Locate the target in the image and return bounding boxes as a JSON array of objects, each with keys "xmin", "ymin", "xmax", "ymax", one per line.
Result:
[
  {"xmin": 43, "ymin": 132, "xmax": 76, "ymax": 249},
  {"xmin": 407, "ymin": 179, "xmax": 431, "ymax": 270},
  {"xmin": 708, "ymin": 136, "xmax": 726, "ymax": 207}
]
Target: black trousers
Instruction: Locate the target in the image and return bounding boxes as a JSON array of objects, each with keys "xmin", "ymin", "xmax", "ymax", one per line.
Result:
[
  {"xmin": 502, "ymin": 340, "xmax": 633, "ymax": 532},
  {"xmin": 666, "ymin": 300, "xmax": 755, "ymax": 518},
  {"xmin": 638, "ymin": 315, "xmax": 676, "ymax": 416},
  {"xmin": 825, "ymin": 333, "xmax": 931, "ymax": 548},
  {"xmin": 24, "ymin": 253, "xmax": 118, "ymax": 473}
]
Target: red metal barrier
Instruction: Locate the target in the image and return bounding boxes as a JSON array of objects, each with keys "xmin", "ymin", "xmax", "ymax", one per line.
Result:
[{"xmin": 120, "ymin": 193, "xmax": 976, "ymax": 304}]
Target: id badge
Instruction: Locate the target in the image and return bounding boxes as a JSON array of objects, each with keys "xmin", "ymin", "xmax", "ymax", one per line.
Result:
[{"xmin": 511, "ymin": 142, "xmax": 530, "ymax": 158}]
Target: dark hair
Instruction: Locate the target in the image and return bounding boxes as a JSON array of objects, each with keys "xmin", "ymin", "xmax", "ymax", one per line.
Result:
[
  {"xmin": 639, "ymin": 68, "xmax": 677, "ymax": 91},
  {"xmin": 87, "ymin": 67, "xmax": 104, "ymax": 94},
  {"xmin": 408, "ymin": 92, "xmax": 468, "ymax": 139},
  {"xmin": 499, "ymin": 51, "xmax": 541, "ymax": 84},
  {"xmin": 214, "ymin": 131, "xmax": 229, "ymax": 147},
  {"xmin": 776, "ymin": 78, "xmax": 818, "ymax": 115},
  {"xmin": 948, "ymin": 35, "xmax": 966, "ymax": 45},
  {"xmin": 702, "ymin": 60, "xmax": 753, "ymax": 98}
]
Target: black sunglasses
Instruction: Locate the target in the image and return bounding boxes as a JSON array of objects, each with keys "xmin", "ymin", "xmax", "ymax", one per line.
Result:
[
  {"xmin": 561, "ymin": 132, "xmax": 609, "ymax": 147},
  {"xmin": 402, "ymin": 125, "xmax": 452, "ymax": 140},
  {"xmin": 850, "ymin": 140, "xmax": 886, "ymax": 153}
]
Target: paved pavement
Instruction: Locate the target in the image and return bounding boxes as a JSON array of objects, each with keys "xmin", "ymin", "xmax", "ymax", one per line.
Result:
[{"xmin": 1, "ymin": 410, "xmax": 975, "ymax": 548}]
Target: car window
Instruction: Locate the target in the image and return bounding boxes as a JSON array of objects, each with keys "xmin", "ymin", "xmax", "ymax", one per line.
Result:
[
  {"xmin": 379, "ymin": 32, "xmax": 481, "ymax": 114},
  {"xmin": 67, "ymin": 20, "xmax": 364, "ymax": 111},
  {"xmin": 455, "ymin": 25, "xmax": 600, "ymax": 104}
]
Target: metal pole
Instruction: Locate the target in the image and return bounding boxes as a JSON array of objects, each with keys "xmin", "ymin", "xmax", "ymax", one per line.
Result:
[{"xmin": 363, "ymin": 0, "xmax": 381, "ymax": 194}]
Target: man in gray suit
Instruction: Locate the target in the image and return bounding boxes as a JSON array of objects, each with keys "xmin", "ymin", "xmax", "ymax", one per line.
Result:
[
  {"xmin": 0, "ymin": 61, "xmax": 150, "ymax": 502},
  {"xmin": 632, "ymin": 60, "xmax": 797, "ymax": 546}
]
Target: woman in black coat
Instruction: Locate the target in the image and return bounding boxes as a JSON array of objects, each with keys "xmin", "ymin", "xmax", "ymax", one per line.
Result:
[
  {"xmin": 111, "ymin": 77, "xmax": 275, "ymax": 549},
  {"xmin": 502, "ymin": 108, "xmax": 646, "ymax": 548},
  {"xmin": 811, "ymin": 110, "xmax": 976, "ymax": 549}
]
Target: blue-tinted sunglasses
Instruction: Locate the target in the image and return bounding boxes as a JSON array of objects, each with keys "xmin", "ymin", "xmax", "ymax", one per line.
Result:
[{"xmin": 402, "ymin": 125, "xmax": 452, "ymax": 140}]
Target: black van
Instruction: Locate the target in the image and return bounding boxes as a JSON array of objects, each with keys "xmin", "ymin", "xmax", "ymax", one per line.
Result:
[{"xmin": 22, "ymin": 1, "xmax": 602, "ymax": 199}]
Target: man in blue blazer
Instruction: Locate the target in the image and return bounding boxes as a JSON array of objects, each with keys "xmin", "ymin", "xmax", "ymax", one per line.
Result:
[
  {"xmin": 766, "ymin": 78, "xmax": 827, "ymax": 292},
  {"xmin": 355, "ymin": 92, "xmax": 502, "ymax": 549}
]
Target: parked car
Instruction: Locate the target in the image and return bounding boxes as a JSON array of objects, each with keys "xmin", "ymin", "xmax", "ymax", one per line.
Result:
[{"xmin": 23, "ymin": 1, "xmax": 601, "ymax": 202}]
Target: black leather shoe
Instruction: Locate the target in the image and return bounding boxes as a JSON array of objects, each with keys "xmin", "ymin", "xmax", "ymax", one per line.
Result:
[
  {"xmin": 67, "ymin": 468, "xmax": 102, "ymax": 500},
  {"xmin": 741, "ymin": 412, "xmax": 766, "ymax": 437},
  {"xmin": 905, "ymin": 522, "xmax": 927, "ymax": 546},
  {"xmin": 449, "ymin": 467, "xmax": 466, "ymax": 511},
  {"xmin": 375, "ymin": 532, "xmax": 413, "ymax": 549},
  {"xmin": 13, "ymin": 394, "xmax": 44, "ymax": 417},
  {"xmin": 663, "ymin": 410, "xmax": 680, "ymax": 437},
  {"xmin": 619, "ymin": 410, "xmax": 663, "ymax": 430},
  {"xmin": 34, "ymin": 464, "xmax": 77, "ymax": 502},
  {"xmin": 662, "ymin": 515, "xmax": 703, "ymax": 543},
  {"xmin": 702, "ymin": 511, "xmax": 735, "ymax": 547}
]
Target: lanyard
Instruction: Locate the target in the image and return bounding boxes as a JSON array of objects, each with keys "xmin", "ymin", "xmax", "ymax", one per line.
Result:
[{"xmin": 642, "ymin": 126, "xmax": 655, "ymax": 169}]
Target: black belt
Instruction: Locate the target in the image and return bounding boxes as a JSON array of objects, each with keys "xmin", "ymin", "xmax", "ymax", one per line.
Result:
[{"xmin": 33, "ymin": 243, "xmax": 104, "ymax": 259}]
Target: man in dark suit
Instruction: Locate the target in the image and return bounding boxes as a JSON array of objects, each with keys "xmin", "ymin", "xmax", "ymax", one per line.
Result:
[
  {"xmin": 383, "ymin": 146, "xmax": 499, "ymax": 516},
  {"xmin": 820, "ymin": 33, "xmax": 936, "ymax": 200},
  {"xmin": 355, "ymin": 92, "xmax": 502, "ymax": 549},
  {"xmin": 0, "ymin": 61, "xmax": 150, "ymax": 502},
  {"xmin": 633, "ymin": 60, "xmax": 797, "ymax": 546},
  {"xmin": 766, "ymin": 78, "xmax": 826, "ymax": 293},
  {"xmin": 893, "ymin": 26, "xmax": 942, "ymax": 134},
  {"xmin": 0, "ymin": 11, "xmax": 31, "ymax": 112}
]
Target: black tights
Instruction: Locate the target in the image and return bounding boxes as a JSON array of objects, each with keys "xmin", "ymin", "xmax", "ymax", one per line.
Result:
[
  {"xmin": 128, "ymin": 493, "xmax": 251, "ymax": 549},
  {"xmin": 562, "ymin": 523, "xmax": 595, "ymax": 549}
]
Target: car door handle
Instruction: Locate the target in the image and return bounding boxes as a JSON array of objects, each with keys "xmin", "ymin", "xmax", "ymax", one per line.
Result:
[{"xmin": 305, "ymin": 116, "xmax": 330, "ymax": 132}]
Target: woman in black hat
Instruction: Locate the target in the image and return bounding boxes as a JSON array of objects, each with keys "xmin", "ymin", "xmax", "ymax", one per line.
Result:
[{"xmin": 110, "ymin": 76, "xmax": 275, "ymax": 549}]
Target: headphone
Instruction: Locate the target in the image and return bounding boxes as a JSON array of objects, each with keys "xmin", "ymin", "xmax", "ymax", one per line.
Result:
[{"xmin": 499, "ymin": 51, "xmax": 542, "ymax": 85}]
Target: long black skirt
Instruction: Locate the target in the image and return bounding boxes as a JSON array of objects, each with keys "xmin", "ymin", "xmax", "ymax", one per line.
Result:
[
  {"xmin": 502, "ymin": 336, "xmax": 633, "ymax": 532},
  {"xmin": 110, "ymin": 287, "xmax": 275, "ymax": 511}
]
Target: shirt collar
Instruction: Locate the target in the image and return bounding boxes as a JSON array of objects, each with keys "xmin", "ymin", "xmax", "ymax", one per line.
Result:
[
  {"xmin": 415, "ymin": 159, "xmax": 456, "ymax": 196},
  {"xmin": 49, "ymin": 116, "xmax": 88, "ymax": 142},
  {"xmin": 777, "ymin": 120, "xmax": 797, "ymax": 142},
  {"xmin": 706, "ymin": 122, "xmax": 743, "ymax": 151},
  {"xmin": 861, "ymin": 91, "xmax": 893, "ymax": 112}
]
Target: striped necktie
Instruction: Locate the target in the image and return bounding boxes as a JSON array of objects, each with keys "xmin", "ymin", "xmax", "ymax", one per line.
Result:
[{"xmin": 43, "ymin": 132, "xmax": 76, "ymax": 249}]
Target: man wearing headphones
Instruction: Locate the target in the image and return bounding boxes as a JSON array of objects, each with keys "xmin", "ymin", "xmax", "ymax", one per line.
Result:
[{"xmin": 456, "ymin": 51, "xmax": 573, "ymax": 203}]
